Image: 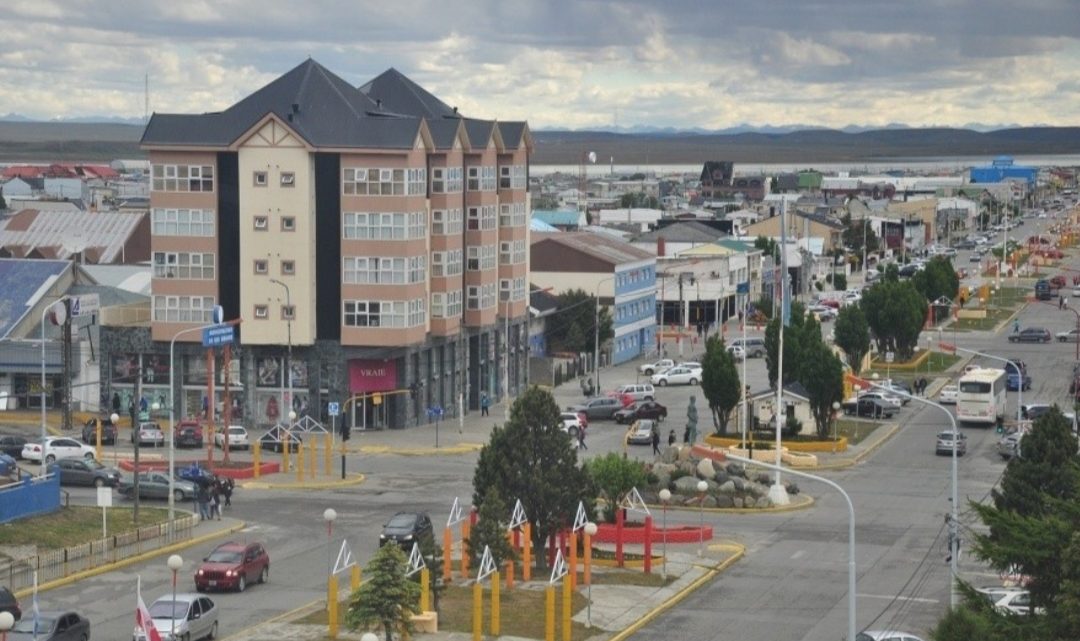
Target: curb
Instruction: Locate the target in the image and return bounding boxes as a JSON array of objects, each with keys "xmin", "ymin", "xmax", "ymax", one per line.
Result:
[
  {"xmin": 606, "ymin": 543, "xmax": 746, "ymax": 641},
  {"xmin": 356, "ymin": 443, "xmax": 483, "ymax": 456},
  {"xmin": 13, "ymin": 519, "xmax": 247, "ymax": 599},
  {"xmin": 215, "ymin": 599, "xmax": 328, "ymax": 641},
  {"xmin": 242, "ymin": 473, "xmax": 366, "ymax": 490},
  {"xmin": 651, "ymin": 493, "xmax": 815, "ymax": 515}
]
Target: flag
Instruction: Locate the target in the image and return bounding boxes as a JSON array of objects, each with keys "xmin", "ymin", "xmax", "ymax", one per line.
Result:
[
  {"xmin": 136, "ymin": 576, "xmax": 163, "ymax": 641},
  {"xmin": 32, "ymin": 571, "xmax": 40, "ymax": 641}
]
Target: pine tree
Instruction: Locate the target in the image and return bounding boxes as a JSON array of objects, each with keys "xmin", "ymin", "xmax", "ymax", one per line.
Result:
[
  {"xmin": 346, "ymin": 543, "xmax": 421, "ymax": 641},
  {"xmin": 700, "ymin": 334, "xmax": 740, "ymax": 434},
  {"xmin": 465, "ymin": 486, "xmax": 516, "ymax": 568}
]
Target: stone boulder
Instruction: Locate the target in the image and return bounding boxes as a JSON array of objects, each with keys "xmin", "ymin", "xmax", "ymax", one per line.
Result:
[
  {"xmin": 661, "ymin": 446, "xmax": 680, "ymax": 464},
  {"xmin": 673, "ymin": 476, "xmax": 702, "ymax": 494},
  {"xmin": 732, "ymin": 497, "xmax": 744, "ymax": 509},
  {"xmin": 714, "ymin": 494, "xmax": 734, "ymax": 508},
  {"xmin": 713, "ymin": 470, "xmax": 730, "ymax": 486},
  {"xmin": 696, "ymin": 458, "xmax": 715, "ymax": 479},
  {"xmin": 732, "ymin": 476, "xmax": 746, "ymax": 492},
  {"xmin": 755, "ymin": 497, "xmax": 772, "ymax": 508},
  {"xmin": 725, "ymin": 462, "xmax": 745, "ymax": 478},
  {"xmin": 677, "ymin": 447, "xmax": 692, "ymax": 462},
  {"xmin": 717, "ymin": 480, "xmax": 736, "ymax": 494},
  {"xmin": 701, "ymin": 495, "xmax": 717, "ymax": 508}
]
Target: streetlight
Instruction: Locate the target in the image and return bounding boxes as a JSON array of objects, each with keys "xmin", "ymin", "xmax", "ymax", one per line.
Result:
[
  {"xmin": 583, "ymin": 521, "xmax": 597, "ymax": 628},
  {"xmin": 0, "ymin": 610, "xmax": 13, "ymax": 641},
  {"xmin": 323, "ymin": 508, "xmax": 337, "ymax": 576},
  {"xmin": 270, "ymin": 278, "xmax": 292, "ymax": 425},
  {"xmin": 696, "ymin": 480, "xmax": 707, "ymax": 557},
  {"xmin": 167, "ymin": 554, "xmax": 183, "ymax": 641},
  {"xmin": 658, "ymin": 489, "xmax": 671, "ymax": 579},
  {"xmin": 40, "ymin": 296, "xmax": 70, "ymax": 477},
  {"xmin": 831, "ymin": 401, "xmax": 841, "ymax": 450}
]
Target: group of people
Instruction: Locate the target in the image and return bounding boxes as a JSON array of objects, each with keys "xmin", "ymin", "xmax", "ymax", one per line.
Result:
[
  {"xmin": 649, "ymin": 427, "xmax": 678, "ymax": 455},
  {"xmin": 195, "ymin": 476, "xmax": 234, "ymax": 521}
]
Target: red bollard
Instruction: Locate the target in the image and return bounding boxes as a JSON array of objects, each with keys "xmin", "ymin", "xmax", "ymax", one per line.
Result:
[
  {"xmin": 615, "ymin": 508, "xmax": 625, "ymax": 568},
  {"xmin": 558, "ymin": 528, "xmax": 567, "ymax": 557},
  {"xmin": 547, "ymin": 532, "xmax": 556, "ymax": 566},
  {"xmin": 643, "ymin": 516, "xmax": 653, "ymax": 574}
]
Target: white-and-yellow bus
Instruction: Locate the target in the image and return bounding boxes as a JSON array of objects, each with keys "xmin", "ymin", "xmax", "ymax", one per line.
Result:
[{"xmin": 957, "ymin": 367, "xmax": 1007, "ymax": 426}]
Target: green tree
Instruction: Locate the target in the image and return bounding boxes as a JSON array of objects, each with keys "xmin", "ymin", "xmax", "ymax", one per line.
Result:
[
  {"xmin": 618, "ymin": 192, "xmax": 660, "ymax": 209},
  {"xmin": 831, "ymin": 272, "xmax": 847, "ymax": 292},
  {"xmin": 754, "ymin": 235, "xmax": 779, "ymax": 262},
  {"xmin": 913, "ymin": 256, "xmax": 960, "ymax": 320},
  {"xmin": 346, "ymin": 543, "xmax": 421, "ymax": 641},
  {"xmin": 531, "ymin": 195, "xmax": 559, "ymax": 210},
  {"xmin": 584, "ymin": 453, "xmax": 648, "ymax": 523},
  {"xmin": 472, "ymin": 386, "xmax": 594, "ymax": 572},
  {"xmin": 930, "ymin": 605, "xmax": 1001, "ymax": 641},
  {"xmin": 799, "ymin": 342, "xmax": 845, "ymax": 438},
  {"xmin": 545, "ymin": 289, "xmax": 613, "ymax": 354},
  {"xmin": 840, "ymin": 213, "xmax": 879, "ymax": 259},
  {"xmin": 763, "ymin": 300, "xmax": 818, "ymax": 387},
  {"xmin": 700, "ymin": 334, "xmax": 741, "ymax": 434},
  {"xmin": 465, "ymin": 486, "xmax": 516, "ymax": 567},
  {"xmin": 859, "ymin": 279, "xmax": 927, "ymax": 359},
  {"xmin": 833, "ymin": 305, "xmax": 870, "ymax": 374}
]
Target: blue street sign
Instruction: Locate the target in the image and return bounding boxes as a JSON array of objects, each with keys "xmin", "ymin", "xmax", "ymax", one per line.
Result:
[
  {"xmin": 202, "ymin": 324, "xmax": 235, "ymax": 347},
  {"xmin": 328, "ymin": 402, "xmax": 340, "ymax": 417},
  {"xmin": 736, "ymin": 281, "xmax": 750, "ymax": 294}
]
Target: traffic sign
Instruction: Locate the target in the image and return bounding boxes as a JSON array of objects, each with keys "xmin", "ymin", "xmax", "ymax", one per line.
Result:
[
  {"xmin": 328, "ymin": 402, "xmax": 340, "ymax": 417},
  {"xmin": 736, "ymin": 281, "xmax": 750, "ymax": 294},
  {"xmin": 212, "ymin": 305, "xmax": 225, "ymax": 324},
  {"xmin": 71, "ymin": 294, "xmax": 100, "ymax": 317},
  {"xmin": 202, "ymin": 324, "xmax": 235, "ymax": 347}
]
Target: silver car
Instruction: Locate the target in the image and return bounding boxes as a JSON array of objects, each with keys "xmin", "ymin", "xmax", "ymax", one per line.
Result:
[
  {"xmin": 136, "ymin": 593, "xmax": 218, "ymax": 641},
  {"xmin": 935, "ymin": 430, "xmax": 967, "ymax": 456}
]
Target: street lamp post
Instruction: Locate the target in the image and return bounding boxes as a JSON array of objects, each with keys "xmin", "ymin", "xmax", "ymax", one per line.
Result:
[
  {"xmin": 270, "ymin": 278, "xmax": 292, "ymax": 425},
  {"xmin": 583, "ymin": 521, "xmax": 597, "ymax": 627},
  {"xmin": 696, "ymin": 480, "xmax": 707, "ymax": 557},
  {"xmin": 658, "ymin": 489, "xmax": 671, "ymax": 579},
  {"xmin": 0, "ymin": 610, "xmax": 13, "ymax": 641},
  {"xmin": 831, "ymin": 401, "xmax": 841, "ymax": 450},
  {"xmin": 770, "ymin": 200, "xmax": 791, "ymax": 506},
  {"xmin": 323, "ymin": 508, "xmax": 337, "ymax": 576},
  {"xmin": 40, "ymin": 296, "xmax": 70, "ymax": 478},
  {"xmin": 870, "ymin": 381, "xmax": 959, "ymax": 609},
  {"xmin": 167, "ymin": 554, "xmax": 183, "ymax": 641}
]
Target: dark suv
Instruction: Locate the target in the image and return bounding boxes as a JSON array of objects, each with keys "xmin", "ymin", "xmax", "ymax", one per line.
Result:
[
  {"xmin": 379, "ymin": 512, "xmax": 434, "ymax": 550},
  {"xmin": 0, "ymin": 585, "xmax": 21, "ymax": 621},
  {"xmin": 81, "ymin": 417, "xmax": 117, "ymax": 445}
]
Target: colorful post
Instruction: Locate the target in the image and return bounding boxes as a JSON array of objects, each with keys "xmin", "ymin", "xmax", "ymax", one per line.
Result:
[
  {"xmin": 545, "ymin": 585, "xmax": 555, "ymax": 641},
  {"xmin": 643, "ymin": 515, "xmax": 653, "ymax": 574},
  {"xmin": 505, "ymin": 560, "xmax": 514, "ymax": 590},
  {"xmin": 491, "ymin": 570, "xmax": 501, "ymax": 636},
  {"xmin": 461, "ymin": 519, "xmax": 470, "ymax": 576},
  {"xmin": 327, "ymin": 575, "xmax": 339, "ymax": 639},
  {"xmin": 561, "ymin": 575, "xmax": 572, "ymax": 641},
  {"xmin": 420, "ymin": 568, "xmax": 430, "ymax": 612},
  {"xmin": 522, "ymin": 522, "xmax": 532, "ymax": 581},
  {"xmin": 95, "ymin": 419, "xmax": 102, "ymax": 461},
  {"xmin": 584, "ymin": 528, "xmax": 593, "ymax": 585},
  {"xmin": 472, "ymin": 582, "xmax": 482, "ymax": 641},
  {"xmin": 252, "ymin": 441, "xmax": 261, "ymax": 478}
]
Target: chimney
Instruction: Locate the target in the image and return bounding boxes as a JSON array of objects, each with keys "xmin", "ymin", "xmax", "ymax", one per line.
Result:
[{"xmin": 657, "ymin": 237, "xmax": 666, "ymax": 257}]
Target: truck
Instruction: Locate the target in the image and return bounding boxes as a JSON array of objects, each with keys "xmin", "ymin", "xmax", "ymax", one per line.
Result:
[{"xmin": 1035, "ymin": 279, "xmax": 1053, "ymax": 301}]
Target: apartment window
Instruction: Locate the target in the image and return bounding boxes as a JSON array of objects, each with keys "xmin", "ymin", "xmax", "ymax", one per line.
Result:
[
  {"xmin": 281, "ymin": 305, "xmax": 295, "ymax": 320},
  {"xmin": 254, "ymin": 259, "xmax": 268, "ymax": 274},
  {"xmin": 498, "ymin": 277, "xmax": 527, "ymax": 303},
  {"xmin": 467, "ymin": 286, "xmax": 480, "ymax": 310},
  {"xmin": 467, "ymin": 206, "xmax": 496, "ymax": 231},
  {"xmin": 254, "ymin": 305, "xmax": 269, "ymax": 319},
  {"xmin": 467, "ymin": 165, "xmax": 497, "ymax": 191},
  {"xmin": 342, "ymin": 212, "xmax": 425, "ymax": 240},
  {"xmin": 280, "ymin": 172, "xmax": 295, "ymax": 187},
  {"xmin": 499, "ymin": 165, "xmax": 526, "ymax": 189},
  {"xmin": 431, "ymin": 208, "xmax": 463, "ymax": 235},
  {"xmin": 499, "ymin": 202, "xmax": 527, "ymax": 227},
  {"xmin": 152, "ymin": 295, "xmax": 215, "ymax": 323},
  {"xmin": 281, "ymin": 216, "xmax": 295, "ymax": 231},
  {"xmin": 343, "ymin": 300, "xmax": 407, "ymax": 328},
  {"xmin": 254, "ymin": 171, "xmax": 268, "ymax": 186},
  {"xmin": 342, "ymin": 167, "xmax": 425, "ymax": 196},
  {"xmin": 281, "ymin": 260, "xmax": 295, "ymax": 275},
  {"xmin": 408, "ymin": 298, "xmax": 426, "ymax": 326},
  {"xmin": 151, "ymin": 208, "xmax": 215, "ymax": 237},
  {"xmin": 408, "ymin": 256, "xmax": 426, "ymax": 283},
  {"xmin": 431, "ymin": 167, "xmax": 463, "ymax": 194},
  {"xmin": 513, "ymin": 277, "xmax": 526, "ymax": 301},
  {"xmin": 431, "ymin": 290, "xmax": 463, "ymax": 318},
  {"xmin": 254, "ymin": 215, "xmax": 268, "ymax": 230},
  {"xmin": 152, "ymin": 164, "xmax": 215, "ymax": 192},
  {"xmin": 500, "ymin": 279, "xmax": 512, "ymax": 303},
  {"xmin": 431, "ymin": 250, "xmax": 463, "ymax": 277},
  {"xmin": 153, "ymin": 252, "xmax": 215, "ymax": 279},
  {"xmin": 498, "ymin": 239, "xmax": 526, "ymax": 265},
  {"xmin": 467, "ymin": 245, "xmax": 496, "ymax": 271},
  {"xmin": 467, "ymin": 283, "xmax": 496, "ymax": 310},
  {"xmin": 342, "ymin": 257, "xmax": 407, "ymax": 284}
]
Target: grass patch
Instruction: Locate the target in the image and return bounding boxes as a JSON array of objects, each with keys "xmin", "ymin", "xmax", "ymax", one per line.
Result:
[
  {"xmin": 834, "ymin": 420, "xmax": 882, "ymax": 445},
  {"xmin": 0, "ymin": 505, "xmax": 171, "ymax": 548},
  {"xmin": 864, "ymin": 351, "xmax": 961, "ymax": 378}
]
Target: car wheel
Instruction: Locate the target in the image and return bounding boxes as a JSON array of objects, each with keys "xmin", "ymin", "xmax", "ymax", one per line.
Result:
[
  {"xmin": 94, "ymin": 478, "xmax": 105, "ymax": 488},
  {"xmin": 658, "ymin": 380, "xmax": 667, "ymax": 386},
  {"xmin": 260, "ymin": 566, "xmax": 268, "ymax": 584},
  {"xmin": 568, "ymin": 427, "xmax": 579, "ymax": 438},
  {"xmin": 45, "ymin": 454, "xmax": 55, "ymax": 463},
  {"xmin": 237, "ymin": 575, "xmax": 246, "ymax": 592},
  {"xmin": 644, "ymin": 368, "xmax": 654, "ymax": 376},
  {"xmin": 84, "ymin": 451, "xmax": 95, "ymax": 461},
  {"xmin": 614, "ymin": 417, "xmax": 622, "ymax": 424},
  {"xmin": 173, "ymin": 489, "xmax": 185, "ymax": 502},
  {"xmin": 208, "ymin": 621, "xmax": 217, "ymax": 640},
  {"xmin": 689, "ymin": 378, "xmax": 698, "ymax": 385}
]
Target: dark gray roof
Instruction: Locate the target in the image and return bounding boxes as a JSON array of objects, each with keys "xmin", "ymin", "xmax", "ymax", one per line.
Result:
[
  {"xmin": 498, "ymin": 122, "xmax": 527, "ymax": 150},
  {"xmin": 141, "ymin": 59, "xmax": 423, "ymax": 150},
  {"xmin": 794, "ymin": 210, "xmax": 844, "ymax": 230},
  {"xmin": 633, "ymin": 221, "xmax": 724, "ymax": 243},
  {"xmin": 426, "ymin": 119, "xmax": 463, "ymax": 150},
  {"xmin": 0, "ymin": 258, "xmax": 70, "ymax": 340},
  {"xmin": 358, "ymin": 68, "xmax": 461, "ymax": 120},
  {"xmin": 463, "ymin": 119, "xmax": 496, "ymax": 149},
  {"xmin": 529, "ymin": 286, "xmax": 559, "ymax": 316}
]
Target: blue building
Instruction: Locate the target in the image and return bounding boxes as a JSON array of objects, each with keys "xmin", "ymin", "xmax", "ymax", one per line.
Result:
[{"xmin": 969, "ymin": 156, "xmax": 1037, "ymax": 187}]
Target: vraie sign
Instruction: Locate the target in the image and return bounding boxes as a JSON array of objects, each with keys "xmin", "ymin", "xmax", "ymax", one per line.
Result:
[{"xmin": 349, "ymin": 359, "xmax": 397, "ymax": 392}]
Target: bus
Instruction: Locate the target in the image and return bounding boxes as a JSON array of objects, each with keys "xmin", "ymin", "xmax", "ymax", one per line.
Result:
[{"xmin": 957, "ymin": 368, "xmax": 1007, "ymax": 426}]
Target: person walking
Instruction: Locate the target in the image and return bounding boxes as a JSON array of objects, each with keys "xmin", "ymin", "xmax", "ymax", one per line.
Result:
[
  {"xmin": 1013, "ymin": 318, "xmax": 1020, "ymax": 335},
  {"xmin": 668, "ymin": 429, "xmax": 677, "ymax": 447},
  {"xmin": 480, "ymin": 391, "xmax": 490, "ymax": 417},
  {"xmin": 651, "ymin": 428, "xmax": 661, "ymax": 455},
  {"xmin": 577, "ymin": 425, "xmax": 587, "ymax": 450},
  {"xmin": 196, "ymin": 482, "xmax": 211, "ymax": 521},
  {"xmin": 210, "ymin": 481, "xmax": 222, "ymax": 520},
  {"xmin": 223, "ymin": 477, "xmax": 234, "ymax": 508},
  {"xmin": 1060, "ymin": 294, "xmax": 1065, "ymax": 310}
]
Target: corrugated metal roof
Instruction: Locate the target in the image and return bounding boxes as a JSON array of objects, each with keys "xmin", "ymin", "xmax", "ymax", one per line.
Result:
[
  {"xmin": 0, "ymin": 258, "xmax": 70, "ymax": 339},
  {"xmin": 532, "ymin": 210, "xmax": 582, "ymax": 226},
  {"xmin": 532, "ymin": 231, "xmax": 653, "ymax": 266},
  {"xmin": 0, "ymin": 210, "xmax": 143, "ymax": 264}
]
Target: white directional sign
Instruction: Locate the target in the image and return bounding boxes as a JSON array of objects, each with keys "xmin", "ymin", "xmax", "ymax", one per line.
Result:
[{"xmin": 71, "ymin": 294, "xmax": 100, "ymax": 317}]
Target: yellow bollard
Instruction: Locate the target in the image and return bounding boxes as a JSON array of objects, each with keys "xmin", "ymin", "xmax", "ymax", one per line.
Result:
[
  {"xmin": 296, "ymin": 441, "xmax": 305, "ymax": 482},
  {"xmin": 562, "ymin": 575, "xmax": 571, "ymax": 641},
  {"xmin": 324, "ymin": 434, "xmax": 332, "ymax": 477},
  {"xmin": 253, "ymin": 442, "xmax": 261, "ymax": 479},
  {"xmin": 461, "ymin": 519, "xmax": 470, "ymax": 577},
  {"xmin": 584, "ymin": 530, "xmax": 593, "ymax": 586},
  {"xmin": 351, "ymin": 565, "xmax": 361, "ymax": 592},
  {"xmin": 545, "ymin": 585, "xmax": 555, "ymax": 641},
  {"xmin": 282, "ymin": 437, "xmax": 290, "ymax": 473},
  {"xmin": 420, "ymin": 567, "xmax": 430, "ymax": 612},
  {"xmin": 328, "ymin": 575, "xmax": 339, "ymax": 639},
  {"xmin": 523, "ymin": 522, "xmax": 532, "ymax": 582},
  {"xmin": 569, "ymin": 530, "xmax": 578, "ymax": 590},
  {"xmin": 472, "ymin": 582, "xmax": 482, "ymax": 641},
  {"xmin": 443, "ymin": 527, "xmax": 453, "ymax": 581},
  {"xmin": 95, "ymin": 419, "xmax": 103, "ymax": 461},
  {"xmin": 308, "ymin": 440, "xmax": 316, "ymax": 479},
  {"xmin": 491, "ymin": 570, "xmax": 500, "ymax": 636}
]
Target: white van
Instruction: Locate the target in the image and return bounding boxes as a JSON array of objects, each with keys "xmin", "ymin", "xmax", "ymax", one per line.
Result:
[{"xmin": 729, "ymin": 337, "xmax": 766, "ymax": 358}]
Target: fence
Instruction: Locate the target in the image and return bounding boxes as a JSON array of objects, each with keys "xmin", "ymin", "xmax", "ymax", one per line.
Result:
[
  {"xmin": 2, "ymin": 513, "xmax": 198, "ymax": 592},
  {"xmin": 0, "ymin": 473, "xmax": 60, "ymax": 523}
]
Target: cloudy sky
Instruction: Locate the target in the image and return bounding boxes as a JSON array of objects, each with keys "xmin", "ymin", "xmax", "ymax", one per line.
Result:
[{"xmin": 2, "ymin": 0, "xmax": 1079, "ymax": 130}]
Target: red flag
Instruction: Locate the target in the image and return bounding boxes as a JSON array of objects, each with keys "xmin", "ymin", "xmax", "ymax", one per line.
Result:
[{"xmin": 136, "ymin": 576, "xmax": 163, "ymax": 641}]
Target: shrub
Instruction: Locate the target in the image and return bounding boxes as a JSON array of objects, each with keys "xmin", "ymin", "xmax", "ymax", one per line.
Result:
[{"xmin": 814, "ymin": 281, "xmax": 824, "ymax": 291}]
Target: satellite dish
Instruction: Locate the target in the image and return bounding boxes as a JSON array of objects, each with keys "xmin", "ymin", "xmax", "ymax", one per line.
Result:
[
  {"xmin": 587, "ymin": 151, "xmax": 597, "ymax": 164},
  {"xmin": 49, "ymin": 300, "xmax": 68, "ymax": 326}
]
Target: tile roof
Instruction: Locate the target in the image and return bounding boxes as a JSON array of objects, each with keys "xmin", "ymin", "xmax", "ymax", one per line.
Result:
[
  {"xmin": 633, "ymin": 221, "xmax": 724, "ymax": 243},
  {"xmin": 532, "ymin": 231, "xmax": 653, "ymax": 266},
  {"xmin": 0, "ymin": 209, "xmax": 144, "ymax": 263},
  {"xmin": 141, "ymin": 59, "xmax": 424, "ymax": 150},
  {"xmin": 0, "ymin": 258, "xmax": 70, "ymax": 339},
  {"xmin": 358, "ymin": 68, "xmax": 461, "ymax": 120}
]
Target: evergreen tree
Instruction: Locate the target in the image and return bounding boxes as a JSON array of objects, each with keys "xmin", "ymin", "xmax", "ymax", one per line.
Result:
[
  {"xmin": 465, "ymin": 486, "xmax": 516, "ymax": 567},
  {"xmin": 584, "ymin": 453, "xmax": 648, "ymax": 522},
  {"xmin": 800, "ymin": 342, "xmax": 845, "ymax": 438},
  {"xmin": 545, "ymin": 289, "xmax": 613, "ymax": 353},
  {"xmin": 763, "ymin": 300, "xmax": 817, "ymax": 387},
  {"xmin": 346, "ymin": 543, "xmax": 421, "ymax": 641},
  {"xmin": 833, "ymin": 305, "xmax": 870, "ymax": 374},
  {"xmin": 700, "ymin": 334, "xmax": 741, "ymax": 434},
  {"xmin": 859, "ymin": 279, "xmax": 927, "ymax": 359}
]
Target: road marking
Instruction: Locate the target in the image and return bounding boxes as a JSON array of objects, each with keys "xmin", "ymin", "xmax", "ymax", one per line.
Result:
[
  {"xmin": 791, "ymin": 550, "xmax": 805, "ymax": 560},
  {"xmin": 857, "ymin": 593, "xmax": 939, "ymax": 604}
]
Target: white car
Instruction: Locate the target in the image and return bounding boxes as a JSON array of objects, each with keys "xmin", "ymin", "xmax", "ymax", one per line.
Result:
[
  {"xmin": 651, "ymin": 366, "xmax": 702, "ymax": 386},
  {"xmin": 22, "ymin": 437, "xmax": 96, "ymax": 463},
  {"xmin": 215, "ymin": 425, "xmax": 250, "ymax": 450},
  {"xmin": 977, "ymin": 587, "xmax": 1045, "ymax": 616},
  {"xmin": 1057, "ymin": 328, "xmax": 1080, "ymax": 342},
  {"xmin": 727, "ymin": 345, "xmax": 745, "ymax": 359},
  {"xmin": 807, "ymin": 304, "xmax": 837, "ymax": 321},
  {"xmin": 675, "ymin": 361, "xmax": 702, "ymax": 370},
  {"xmin": 856, "ymin": 631, "xmax": 927, "ymax": 641},
  {"xmin": 856, "ymin": 391, "xmax": 902, "ymax": 408},
  {"xmin": 559, "ymin": 412, "xmax": 583, "ymax": 438},
  {"xmin": 638, "ymin": 359, "xmax": 674, "ymax": 376},
  {"xmin": 136, "ymin": 593, "xmax": 219, "ymax": 641},
  {"xmin": 938, "ymin": 384, "xmax": 958, "ymax": 404}
]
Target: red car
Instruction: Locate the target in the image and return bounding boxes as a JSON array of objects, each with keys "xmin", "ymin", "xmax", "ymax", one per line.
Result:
[
  {"xmin": 195, "ymin": 541, "xmax": 270, "ymax": 592},
  {"xmin": 1051, "ymin": 275, "xmax": 1068, "ymax": 289},
  {"xmin": 174, "ymin": 421, "xmax": 204, "ymax": 448}
]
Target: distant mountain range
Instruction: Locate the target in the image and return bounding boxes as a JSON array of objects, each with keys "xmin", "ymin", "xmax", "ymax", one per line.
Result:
[{"xmin": 0, "ymin": 116, "xmax": 1077, "ymax": 165}]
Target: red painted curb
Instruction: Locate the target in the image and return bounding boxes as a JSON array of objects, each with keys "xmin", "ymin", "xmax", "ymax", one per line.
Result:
[
  {"xmin": 115, "ymin": 459, "xmax": 280, "ymax": 478},
  {"xmin": 593, "ymin": 522, "xmax": 712, "ymax": 544}
]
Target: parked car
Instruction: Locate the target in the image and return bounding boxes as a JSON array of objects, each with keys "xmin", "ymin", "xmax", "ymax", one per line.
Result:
[
  {"xmin": 195, "ymin": 541, "xmax": 270, "ymax": 592},
  {"xmin": 1007, "ymin": 371, "xmax": 1032, "ymax": 391},
  {"xmin": 174, "ymin": 464, "xmax": 218, "ymax": 485},
  {"xmin": 570, "ymin": 397, "xmax": 623, "ymax": 420},
  {"xmin": 0, "ymin": 585, "xmax": 20, "ymax": 621},
  {"xmin": 855, "ymin": 631, "xmax": 926, "ymax": 641},
  {"xmin": 118, "ymin": 471, "xmax": 196, "ymax": 502},
  {"xmin": 1008, "ymin": 327, "xmax": 1051, "ymax": 343},
  {"xmin": 807, "ymin": 304, "xmax": 837, "ymax": 321},
  {"xmin": 856, "ymin": 391, "xmax": 902, "ymax": 408},
  {"xmin": 729, "ymin": 337, "xmax": 766, "ymax": 358},
  {"xmin": 637, "ymin": 359, "xmax": 674, "ymax": 376},
  {"xmin": 1057, "ymin": 329, "xmax": 1080, "ymax": 343},
  {"xmin": 9, "ymin": 610, "xmax": 89, "ymax": 641},
  {"xmin": 0, "ymin": 434, "xmax": 27, "ymax": 458},
  {"xmin": 842, "ymin": 398, "xmax": 897, "ymax": 419},
  {"xmin": 257, "ymin": 427, "xmax": 302, "ymax": 453},
  {"xmin": 175, "ymin": 421, "xmax": 204, "ymax": 448},
  {"xmin": 51, "ymin": 458, "xmax": 122, "ymax": 487},
  {"xmin": 0, "ymin": 453, "xmax": 17, "ymax": 477},
  {"xmin": 938, "ymin": 385, "xmax": 958, "ymax": 404},
  {"xmin": 21, "ymin": 437, "xmax": 95, "ymax": 464},
  {"xmin": 1021, "ymin": 403, "xmax": 1052, "ymax": 420},
  {"xmin": 727, "ymin": 345, "xmax": 745, "ymax": 359},
  {"xmin": 81, "ymin": 417, "xmax": 117, "ymax": 445},
  {"xmin": 132, "ymin": 422, "xmax": 165, "ymax": 447},
  {"xmin": 998, "ymin": 431, "xmax": 1024, "ymax": 460},
  {"xmin": 976, "ymin": 587, "xmax": 1044, "ymax": 615},
  {"xmin": 135, "ymin": 594, "xmax": 218, "ymax": 641},
  {"xmin": 651, "ymin": 366, "xmax": 702, "ymax": 386},
  {"xmin": 625, "ymin": 419, "xmax": 657, "ymax": 445},
  {"xmin": 608, "ymin": 384, "xmax": 656, "ymax": 403},
  {"xmin": 215, "ymin": 425, "xmax": 250, "ymax": 450},
  {"xmin": 613, "ymin": 400, "xmax": 668, "ymax": 424},
  {"xmin": 935, "ymin": 430, "xmax": 967, "ymax": 456},
  {"xmin": 559, "ymin": 412, "xmax": 583, "ymax": 438},
  {"xmin": 379, "ymin": 512, "xmax": 434, "ymax": 550}
]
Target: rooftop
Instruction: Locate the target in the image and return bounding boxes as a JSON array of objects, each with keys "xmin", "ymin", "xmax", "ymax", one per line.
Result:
[
  {"xmin": 0, "ymin": 258, "xmax": 71, "ymax": 339},
  {"xmin": 531, "ymin": 231, "xmax": 654, "ymax": 266},
  {"xmin": 0, "ymin": 209, "xmax": 144, "ymax": 263}
]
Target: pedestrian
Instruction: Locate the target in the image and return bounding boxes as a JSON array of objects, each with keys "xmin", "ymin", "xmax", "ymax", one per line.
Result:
[
  {"xmin": 1013, "ymin": 319, "xmax": 1020, "ymax": 335},
  {"xmin": 1060, "ymin": 294, "xmax": 1065, "ymax": 310},
  {"xmin": 223, "ymin": 477, "xmax": 234, "ymax": 508},
  {"xmin": 577, "ymin": 425, "xmax": 587, "ymax": 450},
  {"xmin": 196, "ymin": 482, "xmax": 211, "ymax": 521},
  {"xmin": 668, "ymin": 429, "xmax": 676, "ymax": 447},
  {"xmin": 210, "ymin": 481, "xmax": 222, "ymax": 520},
  {"xmin": 651, "ymin": 428, "xmax": 661, "ymax": 455},
  {"xmin": 480, "ymin": 391, "xmax": 490, "ymax": 417}
]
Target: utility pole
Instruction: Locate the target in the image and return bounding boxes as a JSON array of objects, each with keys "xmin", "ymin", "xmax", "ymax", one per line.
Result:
[
  {"xmin": 62, "ymin": 309, "xmax": 72, "ymax": 431},
  {"xmin": 131, "ymin": 368, "xmax": 142, "ymax": 522}
]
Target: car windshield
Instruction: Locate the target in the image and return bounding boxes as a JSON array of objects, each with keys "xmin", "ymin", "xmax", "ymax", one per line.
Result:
[
  {"xmin": 13, "ymin": 617, "xmax": 55, "ymax": 632},
  {"xmin": 149, "ymin": 600, "xmax": 188, "ymax": 619},
  {"xmin": 387, "ymin": 514, "xmax": 417, "ymax": 528},
  {"xmin": 207, "ymin": 550, "xmax": 243, "ymax": 563}
]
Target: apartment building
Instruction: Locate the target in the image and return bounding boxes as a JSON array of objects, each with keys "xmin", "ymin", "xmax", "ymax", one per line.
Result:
[{"xmin": 113, "ymin": 60, "xmax": 530, "ymax": 430}]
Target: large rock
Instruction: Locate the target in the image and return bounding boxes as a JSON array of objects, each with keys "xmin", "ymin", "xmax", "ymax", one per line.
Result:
[
  {"xmin": 714, "ymin": 494, "xmax": 734, "ymax": 508},
  {"xmin": 732, "ymin": 497, "xmax": 744, "ymax": 509},
  {"xmin": 755, "ymin": 497, "xmax": 772, "ymax": 508},
  {"xmin": 732, "ymin": 477, "xmax": 746, "ymax": 492},
  {"xmin": 713, "ymin": 470, "xmax": 730, "ymax": 486},
  {"xmin": 661, "ymin": 446, "xmax": 680, "ymax": 464},
  {"xmin": 696, "ymin": 458, "xmax": 715, "ymax": 479},
  {"xmin": 677, "ymin": 447, "xmax": 692, "ymax": 462},
  {"xmin": 701, "ymin": 495, "xmax": 717, "ymax": 508},
  {"xmin": 726, "ymin": 462, "xmax": 745, "ymax": 478},
  {"xmin": 746, "ymin": 483, "xmax": 767, "ymax": 498},
  {"xmin": 674, "ymin": 476, "xmax": 702, "ymax": 494},
  {"xmin": 717, "ymin": 480, "xmax": 736, "ymax": 494}
]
